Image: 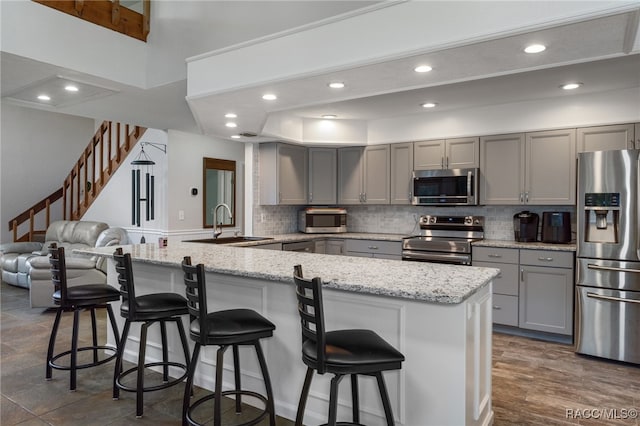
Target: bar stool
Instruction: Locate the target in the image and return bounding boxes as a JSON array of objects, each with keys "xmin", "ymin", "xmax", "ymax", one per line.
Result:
[
  {"xmin": 112, "ymin": 248, "xmax": 191, "ymax": 418},
  {"xmin": 45, "ymin": 244, "xmax": 121, "ymax": 391},
  {"xmin": 293, "ymin": 265, "xmax": 405, "ymax": 426},
  {"xmin": 181, "ymin": 256, "xmax": 276, "ymax": 426}
]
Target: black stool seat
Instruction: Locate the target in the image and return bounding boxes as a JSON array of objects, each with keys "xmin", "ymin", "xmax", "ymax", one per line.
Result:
[
  {"xmin": 120, "ymin": 292, "xmax": 189, "ymax": 320},
  {"xmin": 53, "ymin": 284, "xmax": 121, "ymax": 306},
  {"xmin": 46, "ymin": 244, "xmax": 121, "ymax": 392},
  {"xmin": 112, "ymin": 248, "xmax": 191, "ymax": 418},
  {"xmin": 302, "ymin": 329, "xmax": 404, "ymax": 374},
  {"xmin": 191, "ymin": 308, "xmax": 275, "ymax": 344},
  {"xmin": 293, "ymin": 265, "xmax": 405, "ymax": 426},
  {"xmin": 182, "ymin": 257, "xmax": 276, "ymax": 426}
]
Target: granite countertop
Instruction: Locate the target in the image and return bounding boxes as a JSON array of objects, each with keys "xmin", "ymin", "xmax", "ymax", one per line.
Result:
[
  {"xmin": 474, "ymin": 239, "xmax": 576, "ymax": 252},
  {"xmin": 215, "ymin": 232, "xmax": 407, "ymax": 247},
  {"xmin": 77, "ymin": 242, "xmax": 499, "ymax": 305}
]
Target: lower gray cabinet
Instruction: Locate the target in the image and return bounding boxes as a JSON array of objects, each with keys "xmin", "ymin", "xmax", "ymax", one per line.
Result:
[
  {"xmin": 473, "ymin": 246, "xmax": 574, "ymax": 335},
  {"xmin": 519, "ymin": 250, "xmax": 574, "ymax": 335},
  {"xmin": 473, "ymin": 247, "xmax": 519, "ymax": 326},
  {"xmin": 344, "ymin": 239, "xmax": 402, "ymax": 260},
  {"xmin": 325, "ymin": 239, "xmax": 345, "ymax": 255},
  {"xmin": 313, "ymin": 238, "xmax": 345, "ymax": 255}
]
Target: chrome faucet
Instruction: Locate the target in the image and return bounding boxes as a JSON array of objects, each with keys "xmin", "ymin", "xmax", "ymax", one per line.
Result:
[{"xmin": 213, "ymin": 203, "xmax": 232, "ymax": 239}]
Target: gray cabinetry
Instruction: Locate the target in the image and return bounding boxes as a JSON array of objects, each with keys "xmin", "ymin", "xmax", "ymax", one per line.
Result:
[
  {"xmin": 345, "ymin": 239, "xmax": 402, "ymax": 260},
  {"xmin": 577, "ymin": 123, "xmax": 636, "ymax": 152},
  {"xmin": 338, "ymin": 145, "xmax": 390, "ymax": 205},
  {"xmin": 337, "ymin": 146, "xmax": 364, "ymax": 204},
  {"xmin": 637, "ymin": 123, "xmax": 640, "ymax": 149},
  {"xmin": 414, "ymin": 137, "xmax": 479, "ymax": 170},
  {"xmin": 325, "ymin": 239, "xmax": 345, "ymax": 255},
  {"xmin": 480, "ymin": 129, "xmax": 576, "ymax": 205},
  {"xmin": 259, "ymin": 143, "xmax": 308, "ymax": 205},
  {"xmin": 473, "ymin": 246, "xmax": 574, "ymax": 336},
  {"xmin": 525, "ymin": 129, "xmax": 576, "ymax": 205},
  {"xmin": 519, "ymin": 250, "xmax": 574, "ymax": 336},
  {"xmin": 479, "ymin": 134, "xmax": 525, "ymax": 205},
  {"xmin": 308, "ymin": 148, "xmax": 337, "ymax": 205},
  {"xmin": 473, "ymin": 247, "xmax": 519, "ymax": 326},
  {"xmin": 390, "ymin": 142, "xmax": 414, "ymax": 205}
]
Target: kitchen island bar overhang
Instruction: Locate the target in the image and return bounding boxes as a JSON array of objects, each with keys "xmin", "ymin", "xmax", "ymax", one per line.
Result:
[{"xmin": 78, "ymin": 242, "xmax": 499, "ymax": 426}]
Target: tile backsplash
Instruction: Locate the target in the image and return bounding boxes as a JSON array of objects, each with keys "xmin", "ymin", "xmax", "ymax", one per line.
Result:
[{"xmin": 253, "ymin": 203, "xmax": 576, "ymax": 240}]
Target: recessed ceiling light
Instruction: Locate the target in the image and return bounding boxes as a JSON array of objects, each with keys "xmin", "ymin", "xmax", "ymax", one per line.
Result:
[
  {"xmin": 64, "ymin": 84, "xmax": 79, "ymax": 92},
  {"xmin": 421, "ymin": 102, "xmax": 437, "ymax": 108},
  {"xmin": 225, "ymin": 122, "xmax": 237, "ymax": 128},
  {"xmin": 328, "ymin": 82, "xmax": 345, "ymax": 89},
  {"xmin": 414, "ymin": 65, "xmax": 433, "ymax": 73},
  {"xmin": 262, "ymin": 94, "xmax": 277, "ymax": 101},
  {"xmin": 321, "ymin": 114, "xmax": 338, "ymax": 119},
  {"xmin": 231, "ymin": 135, "xmax": 241, "ymax": 139},
  {"xmin": 225, "ymin": 113, "xmax": 237, "ymax": 118},
  {"xmin": 37, "ymin": 94, "xmax": 51, "ymax": 101},
  {"xmin": 524, "ymin": 44, "xmax": 546, "ymax": 54},
  {"xmin": 561, "ymin": 82, "xmax": 583, "ymax": 90}
]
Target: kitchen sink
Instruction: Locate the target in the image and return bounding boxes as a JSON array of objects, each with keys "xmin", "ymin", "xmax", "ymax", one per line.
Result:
[{"xmin": 183, "ymin": 236, "xmax": 274, "ymax": 244}]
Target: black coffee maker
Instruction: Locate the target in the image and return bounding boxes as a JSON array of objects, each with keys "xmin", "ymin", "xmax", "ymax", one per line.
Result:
[{"xmin": 513, "ymin": 211, "xmax": 539, "ymax": 242}]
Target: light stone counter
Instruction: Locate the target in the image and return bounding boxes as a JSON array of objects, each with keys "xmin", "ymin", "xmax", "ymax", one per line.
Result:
[
  {"xmin": 79, "ymin": 241, "xmax": 498, "ymax": 304},
  {"xmin": 210, "ymin": 232, "xmax": 407, "ymax": 247},
  {"xmin": 473, "ymin": 239, "xmax": 576, "ymax": 252}
]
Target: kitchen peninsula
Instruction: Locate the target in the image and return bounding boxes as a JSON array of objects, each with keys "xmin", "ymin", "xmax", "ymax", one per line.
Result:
[{"xmin": 78, "ymin": 242, "xmax": 498, "ymax": 426}]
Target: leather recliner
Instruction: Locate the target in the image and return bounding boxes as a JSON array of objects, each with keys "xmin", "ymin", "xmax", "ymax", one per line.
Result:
[{"xmin": 0, "ymin": 221, "xmax": 128, "ymax": 308}]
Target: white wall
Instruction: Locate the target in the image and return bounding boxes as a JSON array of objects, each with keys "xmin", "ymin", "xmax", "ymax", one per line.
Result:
[
  {"xmin": 0, "ymin": 103, "xmax": 95, "ymax": 243},
  {"xmin": 167, "ymin": 130, "xmax": 245, "ymax": 242},
  {"xmin": 82, "ymin": 128, "xmax": 169, "ymax": 244},
  {"xmin": 368, "ymin": 87, "xmax": 640, "ymax": 144},
  {"xmin": 0, "ymin": 1, "xmax": 147, "ymax": 88}
]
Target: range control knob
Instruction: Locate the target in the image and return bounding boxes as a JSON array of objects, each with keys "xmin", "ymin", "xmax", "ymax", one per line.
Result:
[
  {"xmin": 464, "ymin": 216, "xmax": 473, "ymax": 225},
  {"xmin": 474, "ymin": 219, "xmax": 480, "ymax": 225},
  {"xmin": 429, "ymin": 216, "xmax": 437, "ymax": 224}
]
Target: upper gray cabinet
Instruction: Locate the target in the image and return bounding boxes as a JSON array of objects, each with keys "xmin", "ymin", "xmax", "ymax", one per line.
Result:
[
  {"xmin": 414, "ymin": 137, "xmax": 479, "ymax": 170},
  {"xmin": 577, "ymin": 123, "xmax": 636, "ymax": 152},
  {"xmin": 259, "ymin": 142, "xmax": 308, "ymax": 205},
  {"xmin": 480, "ymin": 129, "xmax": 576, "ymax": 205},
  {"xmin": 308, "ymin": 148, "xmax": 337, "ymax": 205},
  {"xmin": 338, "ymin": 145, "xmax": 390, "ymax": 205},
  {"xmin": 390, "ymin": 142, "xmax": 414, "ymax": 205}
]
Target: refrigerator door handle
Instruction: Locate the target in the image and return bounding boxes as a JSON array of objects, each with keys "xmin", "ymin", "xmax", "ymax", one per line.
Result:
[
  {"xmin": 587, "ymin": 264, "xmax": 640, "ymax": 274},
  {"xmin": 587, "ymin": 292, "xmax": 640, "ymax": 304}
]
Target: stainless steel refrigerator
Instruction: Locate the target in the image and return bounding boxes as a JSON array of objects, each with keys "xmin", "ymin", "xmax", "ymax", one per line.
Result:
[{"xmin": 575, "ymin": 149, "xmax": 640, "ymax": 364}]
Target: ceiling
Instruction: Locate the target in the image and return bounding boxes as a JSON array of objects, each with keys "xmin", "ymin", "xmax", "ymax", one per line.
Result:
[{"xmin": 2, "ymin": 1, "xmax": 640, "ymax": 142}]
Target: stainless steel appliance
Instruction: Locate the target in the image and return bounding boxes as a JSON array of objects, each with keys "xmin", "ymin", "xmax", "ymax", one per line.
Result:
[
  {"xmin": 411, "ymin": 168, "xmax": 479, "ymax": 206},
  {"xmin": 513, "ymin": 211, "xmax": 539, "ymax": 242},
  {"xmin": 541, "ymin": 211, "xmax": 572, "ymax": 244},
  {"xmin": 402, "ymin": 215, "xmax": 484, "ymax": 265},
  {"xmin": 575, "ymin": 149, "xmax": 640, "ymax": 364},
  {"xmin": 298, "ymin": 207, "xmax": 347, "ymax": 233}
]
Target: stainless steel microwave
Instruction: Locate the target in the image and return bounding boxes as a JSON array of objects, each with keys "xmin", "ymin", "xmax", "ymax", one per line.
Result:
[
  {"xmin": 298, "ymin": 207, "xmax": 347, "ymax": 233},
  {"xmin": 412, "ymin": 168, "xmax": 479, "ymax": 206}
]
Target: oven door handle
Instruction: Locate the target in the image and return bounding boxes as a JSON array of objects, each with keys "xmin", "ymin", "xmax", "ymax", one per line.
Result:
[
  {"xmin": 587, "ymin": 264, "xmax": 640, "ymax": 274},
  {"xmin": 402, "ymin": 251, "xmax": 471, "ymax": 265},
  {"xmin": 586, "ymin": 292, "xmax": 640, "ymax": 304}
]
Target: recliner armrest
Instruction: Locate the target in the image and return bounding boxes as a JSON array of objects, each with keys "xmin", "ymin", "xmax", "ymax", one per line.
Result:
[
  {"xmin": 0, "ymin": 242, "xmax": 43, "ymax": 254},
  {"xmin": 28, "ymin": 255, "xmax": 97, "ymax": 270}
]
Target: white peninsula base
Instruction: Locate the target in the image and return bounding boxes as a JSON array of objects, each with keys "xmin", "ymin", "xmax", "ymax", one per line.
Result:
[{"xmin": 105, "ymin": 259, "xmax": 493, "ymax": 426}]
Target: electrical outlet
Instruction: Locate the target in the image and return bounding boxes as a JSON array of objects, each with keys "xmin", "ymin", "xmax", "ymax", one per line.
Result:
[
  {"xmin": 178, "ymin": 210, "xmax": 185, "ymax": 220},
  {"xmin": 260, "ymin": 213, "xmax": 265, "ymax": 223}
]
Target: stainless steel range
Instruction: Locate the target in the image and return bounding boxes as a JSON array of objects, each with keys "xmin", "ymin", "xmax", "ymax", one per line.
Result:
[{"xmin": 402, "ymin": 215, "xmax": 484, "ymax": 265}]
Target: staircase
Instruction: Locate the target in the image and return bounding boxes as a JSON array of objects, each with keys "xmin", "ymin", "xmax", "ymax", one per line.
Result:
[{"xmin": 7, "ymin": 121, "xmax": 147, "ymax": 242}]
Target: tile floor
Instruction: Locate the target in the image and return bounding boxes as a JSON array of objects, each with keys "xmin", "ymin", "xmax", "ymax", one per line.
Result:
[{"xmin": 2, "ymin": 281, "xmax": 639, "ymax": 425}]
